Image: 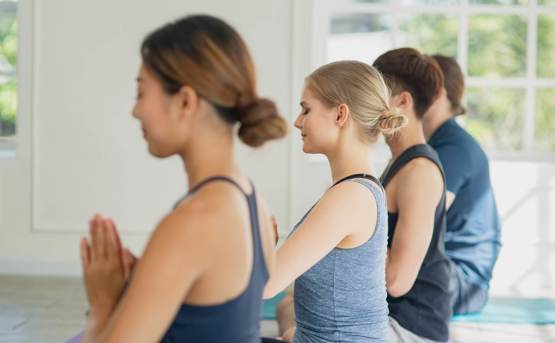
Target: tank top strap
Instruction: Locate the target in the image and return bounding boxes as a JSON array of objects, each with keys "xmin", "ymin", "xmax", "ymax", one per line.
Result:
[
  {"xmin": 173, "ymin": 176, "xmax": 249, "ymax": 209},
  {"xmin": 244, "ymin": 183, "xmax": 268, "ymax": 279},
  {"xmin": 331, "ymin": 173, "xmax": 384, "ymax": 192},
  {"xmin": 188, "ymin": 176, "xmax": 248, "ymax": 196},
  {"xmin": 380, "ymin": 144, "xmax": 445, "ymax": 188},
  {"xmin": 289, "ymin": 173, "xmax": 383, "ymax": 239}
]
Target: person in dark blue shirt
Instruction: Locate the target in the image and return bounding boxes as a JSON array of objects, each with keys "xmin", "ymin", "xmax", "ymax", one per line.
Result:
[{"xmin": 423, "ymin": 55, "xmax": 502, "ymax": 315}]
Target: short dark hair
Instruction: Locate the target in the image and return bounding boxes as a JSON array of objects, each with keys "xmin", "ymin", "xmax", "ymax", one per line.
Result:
[
  {"xmin": 432, "ymin": 55, "xmax": 466, "ymax": 116},
  {"xmin": 373, "ymin": 47, "xmax": 444, "ymax": 119}
]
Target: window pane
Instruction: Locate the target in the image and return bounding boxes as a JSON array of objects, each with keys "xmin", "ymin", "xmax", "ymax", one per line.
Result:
[
  {"xmin": 538, "ymin": 15, "xmax": 555, "ymax": 78},
  {"xmin": 334, "ymin": 0, "xmax": 395, "ymax": 4},
  {"xmin": 535, "ymin": 89, "xmax": 555, "ymax": 153},
  {"xmin": 328, "ymin": 14, "xmax": 394, "ymax": 63},
  {"xmin": 469, "ymin": 15, "xmax": 527, "ymax": 77},
  {"xmin": 328, "ymin": 13, "xmax": 458, "ymax": 63},
  {"xmin": 470, "ymin": 0, "xmax": 528, "ymax": 4},
  {"xmin": 398, "ymin": 14, "xmax": 458, "ymax": 56},
  {"xmin": 400, "ymin": 0, "xmax": 460, "ymax": 4},
  {"xmin": 465, "ymin": 88, "xmax": 525, "ymax": 151},
  {"xmin": 0, "ymin": 0, "xmax": 16, "ymax": 137},
  {"xmin": 0, "ymin": 79, "xmax": 15, "ymax": 136},
  {"xmin": 539, "ymin": 0, "xmax": 555, "ymax": 5},
  {"xmin": 354, "ymin": 0, "xmax": 393, "ymax": 3}
]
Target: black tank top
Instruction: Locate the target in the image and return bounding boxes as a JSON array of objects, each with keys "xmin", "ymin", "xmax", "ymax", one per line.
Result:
[
  {"xmin": 381, "ymin": 144, "xmax": 452, "ymax": 342},
  {"xmin": 161, "ymin": 176, "xmax": 269, "ymax": 343}
]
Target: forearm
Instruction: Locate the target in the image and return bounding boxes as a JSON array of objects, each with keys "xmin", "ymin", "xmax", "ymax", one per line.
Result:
[{"xmin": 81, "ymin": 308, "xmax": 112, "ymax": 343}]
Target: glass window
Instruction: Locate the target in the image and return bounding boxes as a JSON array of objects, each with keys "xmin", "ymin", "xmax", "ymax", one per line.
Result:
[
  {"xmin": 537, "ymin": 15, "xmax": 555, "ymax": 78},
  {"xmin": 322, "ymin": 0, "xmax": 555, "ymax": 156},
  {"xmin": 535, "ymin": 89, "xmax": 555, "ymax": 153},
  {"xmin": 469, "ymin": 0, "xmax": 528, "ymax": 4},
  {"xmin": 466, "ymin": 87, "xmax": 525, "ymax": 151},
  {"xmin": 0, "ymin": 0, "xmax": 17, "ymax": 138},
  {"xmin": 469, "ymin": 15, "xmax": 527, "ymax": 77},
  {"xmin": 398, "ymin": 14, "xmax": 459, "ymax": 57},
  {"xmin": 329, "ymin": 14, "xmax": 394, "ymax": 64}
]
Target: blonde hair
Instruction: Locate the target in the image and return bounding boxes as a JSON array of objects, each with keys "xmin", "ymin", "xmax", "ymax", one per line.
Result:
[{"xmin": 305, "ymin": 60, "xmax": 406, "ymax": 141}]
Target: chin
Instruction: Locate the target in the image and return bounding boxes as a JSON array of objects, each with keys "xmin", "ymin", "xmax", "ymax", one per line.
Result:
[
  {"xmin": 302, "ymin": 144, "xmax": 320, "ymax": 154},
  {"xmin": 148, "ymin": 144, "xmax": 174, "ymax": 159}
]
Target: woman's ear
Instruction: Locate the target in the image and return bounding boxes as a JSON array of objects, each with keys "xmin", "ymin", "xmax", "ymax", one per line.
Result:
[
  {"xmin": 336, "ymin": 103, "xmax": 350, "ymax": 128},
  {"xmin": 174, "ymin": 85, "xmax": 200, "ymax": 121}
]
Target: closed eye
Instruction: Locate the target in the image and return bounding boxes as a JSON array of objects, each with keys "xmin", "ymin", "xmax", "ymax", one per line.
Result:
[{"xmin": 300, "ymin": 101, "xmax": 310, "ymax": 115}]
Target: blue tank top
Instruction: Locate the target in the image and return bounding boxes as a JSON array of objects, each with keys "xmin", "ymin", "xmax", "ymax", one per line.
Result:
[
  {"xmin": 292, "ymin": 174, "xmax": 389, "ymax": 343},
  {"xmin": 380, "ymin": 144, "xmax": 452, "ymax": 342},
  {"xmin": 161, "ymin": 176, "xmax": 269, "ymax": 343}
]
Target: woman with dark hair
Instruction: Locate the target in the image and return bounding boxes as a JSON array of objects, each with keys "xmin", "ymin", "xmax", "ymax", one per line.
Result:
[
  {"xmin": 423, "ymin": 55, "xmax": 501, "ymax": 315},
  {"xmin": 79, "ymin": 15, "xmax": 287, "ymax": 343},
  {"xmin": 373, "ymin": 47, "xmax": 452, "ymax": 343}
]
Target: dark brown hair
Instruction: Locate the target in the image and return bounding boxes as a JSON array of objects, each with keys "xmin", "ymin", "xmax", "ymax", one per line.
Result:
[
  {"xmin": 141, "ymin": 15, "xmax": 287, "ymax": 147},
  {"xmin": 373, "ymin": 47, "xmax": 444, "ymax": 119},
  {"xmin": 432, "ymin": 55, "xmax": 466, "ymax": 116}
]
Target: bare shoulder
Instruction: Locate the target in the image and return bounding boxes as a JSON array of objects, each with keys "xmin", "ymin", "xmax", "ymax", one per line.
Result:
[
  {"xmin": 398, "ymin": 157, "xmax": 443, "ymax": 188},
  {"xmin": 318, "ymin": 179, "xmax": 378, "ymax": 214},
  {"xmin": 396, "ymin": 157, "xmax": 444, "ymax": 207},
  {"xmin": 162, "ymin": 184, "xmax": 243, "ymax": 246},
  {"xmin": 174, "ymin": 181, "xmax": 246, "ymax": 219}
]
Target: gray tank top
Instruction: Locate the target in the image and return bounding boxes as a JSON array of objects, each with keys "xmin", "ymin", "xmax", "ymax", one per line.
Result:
[{"xmin": 292, "ymin": 176, "xmax": 389, "ymax": 343}]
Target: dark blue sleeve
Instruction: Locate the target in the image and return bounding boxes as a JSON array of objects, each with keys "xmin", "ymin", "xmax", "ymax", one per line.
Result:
[{"xmin": 434, "ymin": 143, "xmax": 472, "ymax": 195}]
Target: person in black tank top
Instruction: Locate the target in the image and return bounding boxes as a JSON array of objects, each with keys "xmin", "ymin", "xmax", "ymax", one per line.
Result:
[
  {"xmin": 374, "ymin": 48, "xmax": 452, "ymax": 342},
  {"xmin": 77, "ymin": 15, "xmax": 287, "ymax": 343}
]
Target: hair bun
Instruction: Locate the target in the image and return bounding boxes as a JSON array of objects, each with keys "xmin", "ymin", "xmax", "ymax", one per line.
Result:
[
  {"xmin": 377, "ymin": 108, "xmax": 407, "ymax": 135},
  {"xmin": 237, "ymin": 98, "xmax": 288, "ymax": 147}
]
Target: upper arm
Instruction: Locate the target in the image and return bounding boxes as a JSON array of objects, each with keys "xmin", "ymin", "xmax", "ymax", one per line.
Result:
[
  {"xmin": 264, "ymin": 182, "xmax": 375, "ymax": 298},
  {"xmin": 96, "ymin": 210, "xmax": 210, "ymax": 343},
  {"xmin": 387, "ymin": 160, "xmax": 443, "ymax": 297}
]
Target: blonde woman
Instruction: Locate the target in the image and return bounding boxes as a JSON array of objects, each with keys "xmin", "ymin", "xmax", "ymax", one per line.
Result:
[{"xmin": 263, "ymin": 61, "xmax": 406, "ymax": 343}]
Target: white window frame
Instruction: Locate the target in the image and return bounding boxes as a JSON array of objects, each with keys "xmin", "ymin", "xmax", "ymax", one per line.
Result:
[{"xmin": 313, "ymin": 0, "xmax": 555, "ymax": 161}]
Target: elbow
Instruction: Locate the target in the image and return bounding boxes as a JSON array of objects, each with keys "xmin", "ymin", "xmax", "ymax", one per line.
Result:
[
  {"xmin": 263, "ymin": 285, "xmax": 279, "ymax": 300},
  {"xmin": 387, "ymin": 282, "xmax": 410, "ymax": 298},
  {"xmin": 386, "ymin": 275, "xmax": 412, "ymax": 298}
]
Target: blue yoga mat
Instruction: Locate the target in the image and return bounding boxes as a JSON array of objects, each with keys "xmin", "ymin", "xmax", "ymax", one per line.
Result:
[
  {"xmin": 263, "ymin": 295, "xmax": 555, "ymax": 325},
  {"xmin": 452, "ymin": 297, "xmax": 555, "ymax": 324},
  {"xmin": 263, "ymin": 292, "xmax": 288, "ymax": 320}
]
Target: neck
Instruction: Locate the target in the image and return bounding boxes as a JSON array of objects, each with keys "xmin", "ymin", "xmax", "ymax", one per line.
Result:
[
  {"xmin": 423, "ymin": 108, "xmax": 453, "ymax": 140},
  {"xmin": 388, "ymin": 119, "xmax": 427, "ymax": 160},
  {"xmin": 179, "ymin": 130, "xmax": 239, "ymax": 188},
  {"xmin": 326, "ymin": 136, "xmax": 374, "ymax": 184}
]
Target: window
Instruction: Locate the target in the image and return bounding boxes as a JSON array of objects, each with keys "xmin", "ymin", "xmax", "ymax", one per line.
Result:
[
  {"xmin": 0, "ymin": 0, "xmax": 16, "ymax": 139},
  {"xmin": 318, "ymin": 0, "xmax": 555, "ymax": 156}
]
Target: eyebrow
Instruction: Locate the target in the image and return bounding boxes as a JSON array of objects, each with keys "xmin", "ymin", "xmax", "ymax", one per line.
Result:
[{"xmin": 136, "ymin": 77, "xmax": 143, "ymax": 83}]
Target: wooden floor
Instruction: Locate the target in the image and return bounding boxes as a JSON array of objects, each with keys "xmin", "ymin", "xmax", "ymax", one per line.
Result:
[{"xmin": 0, "ymin": 275, "xmax": 553, "ymax": 343}]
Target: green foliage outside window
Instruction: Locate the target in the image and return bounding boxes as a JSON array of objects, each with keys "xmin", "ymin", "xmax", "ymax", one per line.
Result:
[{"xmin": 0, "ymin": 0, "xmax": 17, "ymax": 137}]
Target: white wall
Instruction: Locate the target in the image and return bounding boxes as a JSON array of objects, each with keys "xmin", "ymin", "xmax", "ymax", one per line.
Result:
[{"xmin": 0, "ymin": 0, "xmax": 293, "ymax": 275}]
